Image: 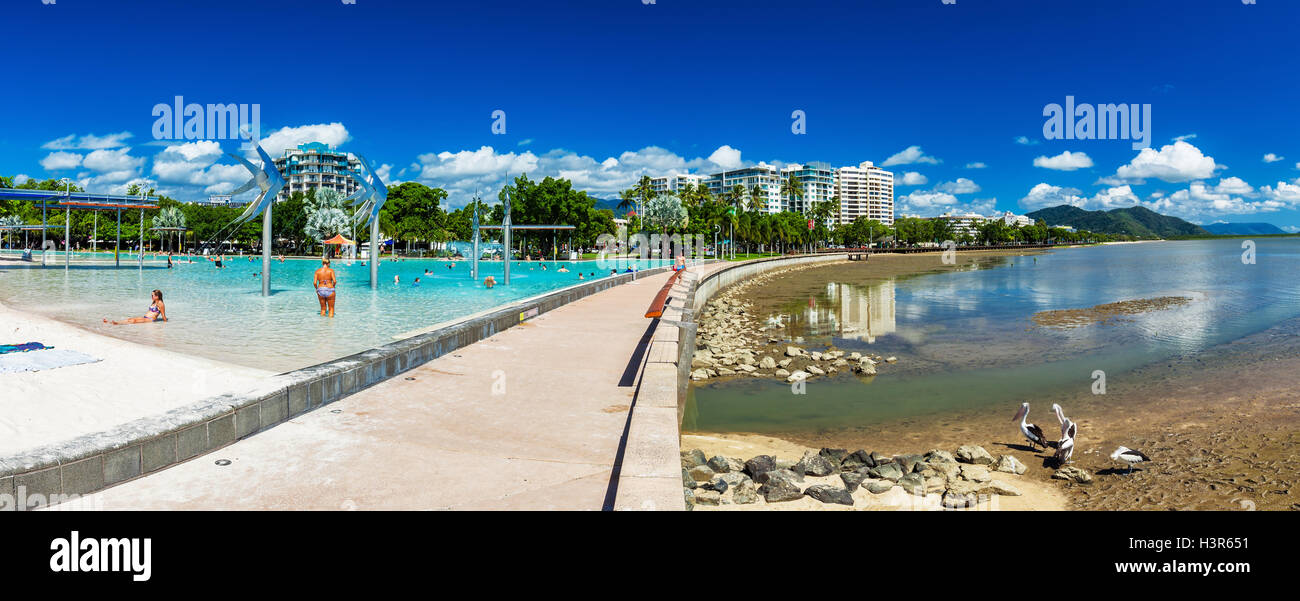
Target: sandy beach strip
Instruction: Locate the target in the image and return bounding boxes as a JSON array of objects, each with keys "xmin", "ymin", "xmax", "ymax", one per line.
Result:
[
  {"xmin": 681, "ymin": 433, "xmax": 1068, "ymax": 511},
  {"xmin": 0, "ymin": 299, "xmax": 274, "ymax": 457}
]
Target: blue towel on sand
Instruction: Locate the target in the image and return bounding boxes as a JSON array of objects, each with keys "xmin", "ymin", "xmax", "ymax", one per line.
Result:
[
  {"xmin": 0, "ymin": 349, "xmax": 100, "ymax": 374},
  {"xmin": 0, "ymin": 342, "xmax": 53, "ymax": 355}
]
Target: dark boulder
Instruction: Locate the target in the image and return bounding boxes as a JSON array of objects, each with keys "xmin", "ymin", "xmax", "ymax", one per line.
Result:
[
  {"xmin": 848, "ymin": 449, "xmax": 876, "ymax": 469},
  {"xmin": 795, "ymin": 450, "xmax": 836, "ymax": 477},
  {"xmin": 744, "ymin": 455, "xmax": 777, "ymax": 480},
  {"xmin": 804, "ymin": 484, "xmax": 854, "ymax": 505},
  {"xmin": 681, "ymin": 449, "xmax": 708, "ymax": 469},
  {"xmin": 840, "ymin": 471, "xmax": 866, "ymax": 493},
  {"xmin": 756, "ymin": 468, "xmax": 804, "ymax": 485},
  {"xmin": 758, "ymin": 471, "xmax": 804, "ymax": 503},
  {"xmin": 894, "ymin": 454, "xmax": 925, "ymax": 474},
  {"xmin": 818, "ymin": 448, "xmax": 849, "ymax": 467}
]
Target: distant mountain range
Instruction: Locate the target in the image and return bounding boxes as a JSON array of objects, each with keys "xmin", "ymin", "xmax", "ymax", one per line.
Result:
[
  {"xmin": 1201, "ymin": 222, "xmax": 1286, "ymax": 235},
  {"xmin": 1025, "ymin": 205, "xmax": 1210, "ymax": 238},
  {"xmin": 594, "ymin": 198, "xmax": 625, "ymax": 213}
]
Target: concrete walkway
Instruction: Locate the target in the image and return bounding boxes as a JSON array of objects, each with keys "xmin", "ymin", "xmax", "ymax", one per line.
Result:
[{"xmin": 79, "ymin": 271, "xmax": 676, "ymax": 510}]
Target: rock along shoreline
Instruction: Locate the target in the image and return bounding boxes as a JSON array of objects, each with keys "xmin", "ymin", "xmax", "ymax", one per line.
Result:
[{"xmin": 690, "ymin": 262, "xmax": 896, "ymax": 384}]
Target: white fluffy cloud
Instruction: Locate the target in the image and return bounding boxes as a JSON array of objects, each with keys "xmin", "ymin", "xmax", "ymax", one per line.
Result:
[
  {"xmin": 897, "ymin": 190, "xmax": 958, "ymax": 212},
  {"xmin": 258, "ymin": 123, "xmax": 351, "ymax": 157},
  {"xmin": 82, "ymin": 148, "xmax": 144, "ymax": 173},
  {"xmin": 1014, "ymin": 136, "xmax": 1040, "ymax": 146},
  {"xmin": 151, "ymin": 141, "xmax": 248, "ymax": 194},
  {"xmin": 899, "ymin": 172, "xmax": 928, "ymax": 186},
  {"xmin": 897, "ymin": 190, "xmax": 995, "ymax": 217},
  {"xmin": 1263, "ymin": 153, "xmax": 1284, "ymax": 163},
  {"xmin": 1021, "ymin": 174, "xmax": 1298, "ymax": 220},
  {"xmin": 1112, "ymin": 141, "xmax": 1218, "ymax": 183},
  {"xmin": 965, "ymin": 162, "xmax": 987, "ymax": 169},
  {"xmin": 935, "ymin": 178, "xmax": 980, "ymax": 194},
  {"xmin": 40, "ymin": 151, "xmax": 83, "ymax": 170},
  {"xmin": 409, "ymin": 144, "xmax": 751, "ymax": 205},
  {"xmin": 1019, "ymin": 183, "xmax": 1140, "ymax": 211},
  {"xmin": 1260, "ymin": 180, "xmax": 1300, "ymax": 204},
  {"xmin": 42, "ymin": 131, "xmax": 133, "ymax": 150},
  {"xmin": 1033, "ymin": 150, "xmax": 1094, "ymax": 171},
  {"xmin": 1157, "ymin": 181, "xmax": 1285, "ymax": 217},
  {"xmin": 706, "ymin": 145, "xmax": 742, "ymax": 169},
  {"xmin": 882, "ymin": 145, "xmax": 941, "ymax": 167}
]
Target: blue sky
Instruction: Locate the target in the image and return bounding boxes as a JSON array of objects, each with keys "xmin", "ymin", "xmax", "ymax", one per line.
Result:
[{"xmin": 3, "ymin": 0, "xmax": 1299, "ymax": 228}]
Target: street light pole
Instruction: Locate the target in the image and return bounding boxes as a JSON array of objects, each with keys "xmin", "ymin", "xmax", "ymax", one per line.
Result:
[{"xmin": 62, "ymin": 178, "xmax": 71, "ymax": 270}]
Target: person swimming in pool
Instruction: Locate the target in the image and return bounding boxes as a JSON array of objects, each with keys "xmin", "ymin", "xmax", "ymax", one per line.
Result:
[
  {"xmin": 483, "ymin": 275, "xmax": 496, "ymax": 288},
  {"xmin": 315, "ymin": 258, "xmax": 337, "ymax": 317},
  {"xmin": 105, "ymin": 289, "xmax": 166, "ymax": 325}
]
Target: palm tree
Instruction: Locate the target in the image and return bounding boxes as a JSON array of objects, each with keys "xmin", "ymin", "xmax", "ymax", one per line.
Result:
[
  {"xmin": 151, "ymin": 206, "xmax": 187, "ymax": 252},
  {"xmin": 0, "ymin": 215, "xmax": 23, "ymax": 250},
  {"xmin": 780, "ymin": 174, "xmax": 804, "ymax": 212},
  {"xmin": 616, "ymin": 188, "xmax": 637, "ymax": 214}
]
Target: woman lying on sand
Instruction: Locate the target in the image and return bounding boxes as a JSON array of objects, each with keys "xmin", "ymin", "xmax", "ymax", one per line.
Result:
[{"xmin": 104, "ymin": 289, "xmax": 167, "ymax": 325}]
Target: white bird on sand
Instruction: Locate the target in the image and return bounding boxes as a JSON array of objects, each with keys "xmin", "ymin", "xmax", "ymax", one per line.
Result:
[
  {"xmin": 1051, "ymin": 403, "xmax": 1074, "ymax": 437},
  {"xmin": 1012, "ymin": 402, "xmax": 1048, "ymax": 451},
  {"xmin": 1054, "ymin": 421, "xmax": 1077, "ymax": 466},
  {"xmin": 1110, "ymin": 446, "xmax": 1150, "ymax": 474}
]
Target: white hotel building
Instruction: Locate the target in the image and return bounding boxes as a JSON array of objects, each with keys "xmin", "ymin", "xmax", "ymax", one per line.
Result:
[
  {"xmin": 925, "ymin": 210, "xmax": 1035, "ymax": 237},
  {"xmin": 650, "ymin": 160, "xmax": 894, "ymax": 225}
]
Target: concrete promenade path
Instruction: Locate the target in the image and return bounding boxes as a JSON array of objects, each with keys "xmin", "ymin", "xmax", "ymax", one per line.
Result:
[{"xmin": 80, "ymin": 271, "xmax": 677, "ymax": 510}]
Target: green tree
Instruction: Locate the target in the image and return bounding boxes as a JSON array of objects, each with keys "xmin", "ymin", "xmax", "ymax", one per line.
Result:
[
  {"xmin": 643, "ymin": 194, "xmax": 688, "ymax": 234},
  {"xmin": 382, "ymin": 181, "xmax": 448, "ymax": 254},
  {"xmin": 304, "ymin": 188, "xmax": 350, "ymax": 254}
]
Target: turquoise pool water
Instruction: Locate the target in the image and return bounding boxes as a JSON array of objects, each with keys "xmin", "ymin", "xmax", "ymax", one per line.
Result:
[
  {"xmin": 685, "ymin": 239, "xmax": 1300, "ymax": 433},
  {"xmin": 0, "ymin": 255, "xmax": 671, "ymax": 372}
]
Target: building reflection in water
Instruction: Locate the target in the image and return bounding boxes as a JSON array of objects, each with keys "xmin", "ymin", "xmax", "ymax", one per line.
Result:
[{"xmin": 773, "ymin": 279, "xmax": 897, "ymax": 344}]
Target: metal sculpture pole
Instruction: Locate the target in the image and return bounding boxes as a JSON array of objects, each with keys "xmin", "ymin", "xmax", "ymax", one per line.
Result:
[
  {"xmin": 64, "ymin": 207, "xmax": 70, "ymax": 270},
  {"xmin": 502, "ymin": 192, "xmax": 512, "ymax": 285},
  {"xmin": 138, "ymin": 209, "xmax": 144, "ymax": 270},
  {"xmin": 370, "ymin": 218, "xmax": 380, "ymax": 288},
  {"xmin": 262, "ymin": 204, "xmax": 272, "ymax": 295},
  {"xmin": 342, "ymin": 156, "xmax": 388, "ymax": 289},
  {"xmin": 226, "ymin": 137, "xmax": 285, "ymax": 296},
  {"xmin": 471, "ymin": 197, "xmax": 480, "ymax": 281}
]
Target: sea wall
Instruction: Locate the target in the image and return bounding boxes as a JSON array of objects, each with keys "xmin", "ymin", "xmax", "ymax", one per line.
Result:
[{"xmin": 614, "ymin": 253, "xmax": 846, "ymax": 511}]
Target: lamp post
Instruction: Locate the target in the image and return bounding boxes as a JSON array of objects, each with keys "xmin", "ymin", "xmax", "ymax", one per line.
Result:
[
  {"xmin": 470, "ymin": 192, "xmax": 480, "ymax": 281},
  {"xmin": 61, "ymin": 178, "xmax": 71, "ymax": 270}
]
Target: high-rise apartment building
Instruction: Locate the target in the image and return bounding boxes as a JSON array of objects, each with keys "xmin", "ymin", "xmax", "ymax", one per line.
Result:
[
  {"xmin": 272, "ymin": 142, "xmax": 363, "ymax": 202},
  {"xmin": 648, "ymin": 159, "xmax": 895, "ymax": 224},
  {"xmin": 835, "ymin": 161, "xmax": 895, "ymax": 226}
]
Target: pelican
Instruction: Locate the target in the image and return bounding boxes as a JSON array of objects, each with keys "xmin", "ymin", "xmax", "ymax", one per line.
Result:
[
  {"xmin": 1054, "ymin": 421, "xmax": 1077, "ymax": 465},
  {"xmin": 1012, "ymin": 402, "xmax": 1048, "ymax": 451},
  {"xmin": 1051, "ymin": 403, "xmax": 1074, "ymax": 438},
  {"xmin": 1110, "ymin": 446, "xmax": 1150, "ymax": 474}
]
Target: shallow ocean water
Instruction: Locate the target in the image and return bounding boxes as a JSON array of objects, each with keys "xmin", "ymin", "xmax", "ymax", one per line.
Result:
[{"xmin": 685, "ymin": 239, "xmax": 1300, "ymax": 433}]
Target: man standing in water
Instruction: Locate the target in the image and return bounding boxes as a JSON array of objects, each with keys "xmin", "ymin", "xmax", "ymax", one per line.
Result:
[{"xmin": 315, "ymin": 258, "xmax": 337, "ymax": 317}]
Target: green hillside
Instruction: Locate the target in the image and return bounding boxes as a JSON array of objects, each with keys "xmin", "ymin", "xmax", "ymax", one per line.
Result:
[{"xmin": 1025, "ymin": 205, "xmax": 1210, "ymax": 238}]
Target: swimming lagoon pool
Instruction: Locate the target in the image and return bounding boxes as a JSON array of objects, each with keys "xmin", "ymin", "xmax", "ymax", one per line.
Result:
[{"xmin": 0, "ymin": 256, "xmax": 672, "ymax": 372}]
